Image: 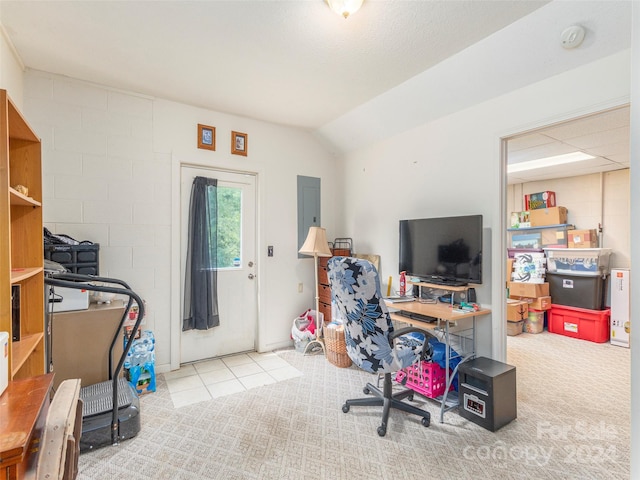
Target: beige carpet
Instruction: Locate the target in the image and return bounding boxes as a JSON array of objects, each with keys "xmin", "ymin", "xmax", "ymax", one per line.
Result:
[{"xmin": 77, "ymin": 331, "xmax": 630, "ymax": 479}]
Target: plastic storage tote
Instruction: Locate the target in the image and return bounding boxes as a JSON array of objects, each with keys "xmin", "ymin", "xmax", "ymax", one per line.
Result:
[
  {"xmin": 546, "ymin": 272, "xmax": 607, "ymax": 310},
  {"xmin": 548, "ymin": 304, "xmax": 610, "ymax": 343},
  {"xmin": 544, "ymin": 248, "xmax": 612, "ymax": 276}
]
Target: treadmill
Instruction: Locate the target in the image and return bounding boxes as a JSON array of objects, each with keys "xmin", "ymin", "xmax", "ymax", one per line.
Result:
[{"xmin": 44, "ymin": 262, "xmax": 146, "ymax": 452}]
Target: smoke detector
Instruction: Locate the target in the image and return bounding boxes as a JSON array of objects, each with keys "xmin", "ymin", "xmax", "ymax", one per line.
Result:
[{"xmin": 561, "ymin": 25, "xmax": 585, "ymax": 49}]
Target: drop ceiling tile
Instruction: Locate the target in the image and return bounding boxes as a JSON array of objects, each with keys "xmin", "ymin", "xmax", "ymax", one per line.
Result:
[
  {"xmin": 542, "ymin": 106, "xmax": 630, "ymax": 140},
  {"xmin": 562, "ymin": 126, "xmax": 629, "ymax": 150},
  {"xmin": 507, "ymin": 132, "xmax": 556, "ymax": 153}
]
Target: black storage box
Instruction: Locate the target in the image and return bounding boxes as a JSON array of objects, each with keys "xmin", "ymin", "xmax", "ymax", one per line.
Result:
[
  {"xmin": 44, "ymin": 244, "xmax": 100, "ymax": 275},
  {"xmin": 546, "ymin": 272, "xmax": 607, "ymax": 310},
  {"xmin": 458, "ymin": 357, "xmax": 517, "ymax": 432}
]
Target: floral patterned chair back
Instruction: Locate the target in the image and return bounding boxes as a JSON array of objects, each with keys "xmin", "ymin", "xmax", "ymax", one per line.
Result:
[{"xmin": 327, "ymin": 256, "xmax": 424, "ymax": 374}]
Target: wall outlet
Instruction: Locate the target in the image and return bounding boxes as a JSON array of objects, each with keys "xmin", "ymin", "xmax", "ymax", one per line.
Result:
[{"xmin": 298, "ymin": 283, "xmax": 303, "ymax": 293}]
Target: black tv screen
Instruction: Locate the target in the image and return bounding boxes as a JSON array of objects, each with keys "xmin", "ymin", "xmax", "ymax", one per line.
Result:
[{"xmin": 399, "ymin": 215, "xmax": 483, "ymax": 285}]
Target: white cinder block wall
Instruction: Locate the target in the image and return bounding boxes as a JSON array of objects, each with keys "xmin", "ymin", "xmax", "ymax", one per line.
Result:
[{"xmin": 23, "ymin": 69, "xmax": 337, "ymax": 372}]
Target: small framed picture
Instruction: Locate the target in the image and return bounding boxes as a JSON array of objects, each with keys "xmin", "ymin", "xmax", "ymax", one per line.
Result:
[
  {"xmin": 197, "ymin": 124, "xmax": 216, "ymax": 151},
  {"xmin": 231, "ymin": 131, "xmax": 248, "ymax": 156}
]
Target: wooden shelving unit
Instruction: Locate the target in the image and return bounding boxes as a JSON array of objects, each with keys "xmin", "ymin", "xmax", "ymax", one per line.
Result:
[{"xmin": 0, "ymin": 89, "xmax": 45, "ymax": 381}]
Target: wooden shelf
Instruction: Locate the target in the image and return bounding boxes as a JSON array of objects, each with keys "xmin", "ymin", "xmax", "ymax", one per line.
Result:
[
  {"xmin": 387, "ymin": 300, "xmax": 491, "ymax": 322},
  {"xmin": 10, "ymin": 333, "xmax": 44, "ymax": 377},
  {"xmin": 1, "ymin": 89, "xmax": 45, "ymax": 382},
  {"xmin": 408, "ymin": 280, "xmax": 478, "ymax": 292},
  {"xmin": 9, "ymin": 187, "xmax": 41, "ymax": 207},
  {"xmin": 10, "ymin": 267, "xmax": 43, "ymax": 284}
]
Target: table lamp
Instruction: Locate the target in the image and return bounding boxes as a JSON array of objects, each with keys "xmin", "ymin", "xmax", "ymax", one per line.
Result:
[{"xmin": 299, "ymin": 226, "xmax": 332, "ymax": 354}]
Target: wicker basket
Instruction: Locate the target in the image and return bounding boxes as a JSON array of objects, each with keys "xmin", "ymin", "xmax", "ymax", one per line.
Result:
[{"xmin": 324, "ymin": 324, "xmax": 352, "ymax": 368}]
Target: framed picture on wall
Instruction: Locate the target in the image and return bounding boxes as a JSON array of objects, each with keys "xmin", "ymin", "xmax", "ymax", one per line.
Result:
[
  {"xmin": 231, "ymin": 131, "xmax": 248, "ymax": 156},
  {"xmin": 197, "ymin": 124, "xmax": 216, "ymax": 151}
]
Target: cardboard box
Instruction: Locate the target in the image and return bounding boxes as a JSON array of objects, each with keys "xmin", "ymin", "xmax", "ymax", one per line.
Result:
[
  {"xmin": 51, "ymin": 301, "xmax": 126, "ymax": 389},
  {"xmin": 510, "ymin": 295, "xmax": 552, "ymax": 311},
  {"xmin": 510, "ymin": 211, "xmax": 530, "ymax": 228},
  {"xmin": 507, "ymin": 320, "xmax": 524, "ymax": 336},
  {"xmin": 568, "ymin": 229, "xmax": 598, "ymax": 248},
  {"xmin": 610, "ymin": 268, "xmax": 630, "ymax": 348},
  {"xmin": 508, "ymin": 281, "xmax": 549, "ymax": 298},
  {"xmin": 511, "ymin": 233, "xmax": 541, "ymax": 249},
  {"xmin": 507, "ymin": 258, "xmax": 514, "ymax": 283},
  {"xmin": 511, "ymin": 251, "xmax": 546, "ymax": 283},
  {"xmin": 506, "ymin": 299, "xmax": 529, "ymax": 321},
  {"xmin": 525, "ymin": 191, "xmax": 556, "ymax": 210},
  {"xmin": 529, "ymin": 206, "xmax": 568, "ymax": 227}
]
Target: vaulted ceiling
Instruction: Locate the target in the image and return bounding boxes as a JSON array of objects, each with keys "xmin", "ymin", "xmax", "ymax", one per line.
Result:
[
  {"xmin": 0, "ymin": 1, "xmax": 632, "ymax": 183},
  {"xmin": 0, "ymin": 0, "xmax": 548, "ymax": 129}
]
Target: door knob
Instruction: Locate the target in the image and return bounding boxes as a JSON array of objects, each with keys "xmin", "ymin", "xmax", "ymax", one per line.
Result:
[{"xmin": 248, "ymin": 273, "xmax": 255, "ymax": 280}]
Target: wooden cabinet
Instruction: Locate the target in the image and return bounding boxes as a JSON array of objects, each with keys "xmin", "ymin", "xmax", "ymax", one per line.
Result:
[
  {"xmin": 0, "ymin": 373, "xmax": 53, "ymax": 480},
  {"xmin": 318, "ymin": 243, "xmax": 353, "ymax": 324},
  {"xmin": 318, "ymin": 256, "xmax": 332, "ymax": 323},
  {"xmin": 0, "ymin": 89, "xmax": 45, "ymax": 381}
]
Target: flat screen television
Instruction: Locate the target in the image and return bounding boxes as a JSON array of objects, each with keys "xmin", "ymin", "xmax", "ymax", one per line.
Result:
[{"xmin": 399, "ymin": 214, "xmax": 483, "ymax": 286}]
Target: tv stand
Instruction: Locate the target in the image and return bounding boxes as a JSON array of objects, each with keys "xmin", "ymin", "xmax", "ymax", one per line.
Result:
[
  {"xmin": 425, "ymin": 278, "xmax": 468, "ymax": 287},
  {"xmin": 410, "ymin": 280, "xmax": 473, "ymax": 305}
]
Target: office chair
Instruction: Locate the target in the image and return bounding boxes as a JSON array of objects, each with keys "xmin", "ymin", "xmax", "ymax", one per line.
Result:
[{"xmin": 327, "ymin": 256, "xmax": 433, "ymax": 437}]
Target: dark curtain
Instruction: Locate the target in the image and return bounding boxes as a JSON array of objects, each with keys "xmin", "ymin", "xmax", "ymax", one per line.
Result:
[{"xmin": 183, "ymin": 176, "xmax": 220, "ymax": 330}]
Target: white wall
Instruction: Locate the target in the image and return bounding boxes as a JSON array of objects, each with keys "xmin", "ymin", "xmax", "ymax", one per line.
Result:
[
  {"xmin": 0, "ymin": 26, "xmax": 24, "ymax": 107},
  {"xmin": 508, "ymin": 169, "xmax": 631, "ymax": 268},
  {"xmin": 336, "ymin": 50, "xmax": 631, "ymax": 359},
  {"xmin": 629, "ymin": 3, "xmax": 640, "ymax": 476},
  {"xmin": 23, "ymin": 69, "xmax": 337, "ymax": 372}
]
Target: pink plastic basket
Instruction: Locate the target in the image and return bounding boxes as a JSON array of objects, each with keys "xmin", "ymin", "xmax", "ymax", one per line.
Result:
[{"xmin": 395, "ymin": 361, "xmax": 451, "ymax": 399}]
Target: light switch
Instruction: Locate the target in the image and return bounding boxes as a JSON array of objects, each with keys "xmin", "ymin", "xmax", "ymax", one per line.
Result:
[{"xmin": 268, "ymin": 245, "xmax": 273, "ymax": 257}]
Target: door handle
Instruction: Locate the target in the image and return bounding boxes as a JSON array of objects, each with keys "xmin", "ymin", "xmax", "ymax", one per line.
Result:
[{"xmin": 248, "ymin": 273, "xmax": 255, "ymax": 280}]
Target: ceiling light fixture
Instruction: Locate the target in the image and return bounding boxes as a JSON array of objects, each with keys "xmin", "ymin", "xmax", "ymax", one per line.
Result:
[
  {"xmin": 508, "ymin": 151, "xmax": 596, "ymax": 173},
  {"xmin": 327, "ymin": 0, "xmax": 364, "ymax": 19}
]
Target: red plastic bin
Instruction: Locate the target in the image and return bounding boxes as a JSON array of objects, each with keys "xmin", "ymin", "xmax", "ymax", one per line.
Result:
[
  {"xmin": 394, "ymin": 361, "xmax": 451, "ymax": 399},
  {"xmin": 547, "ymin": 304, "xmax": 610, "ymax": 343}
]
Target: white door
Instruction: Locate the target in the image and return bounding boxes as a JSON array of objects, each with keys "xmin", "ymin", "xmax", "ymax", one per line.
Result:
[{"xmin": 180, "ymin": 166, "xmax": 257, "ymax": 363}]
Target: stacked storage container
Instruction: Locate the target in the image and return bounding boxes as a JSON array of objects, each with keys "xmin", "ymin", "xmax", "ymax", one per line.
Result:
[
  {"xmin": 509, "ymin": 191, "xmax": 616, "ymax": 342},
  {"xmin": 44, "ymin": 244, "xmax": 100, "ymax": 275},
  {"xmin": 545, "ymin": 246, "xmax": 612, "ymax": 343},
  {"xmin": 506, "ymin": 191, "xmax": 563, "ymax": 335}
]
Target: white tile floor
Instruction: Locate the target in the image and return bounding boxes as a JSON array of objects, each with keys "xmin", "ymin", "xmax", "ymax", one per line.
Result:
[{"xmin": 163, "ymin": 351, "xmax": 303, "ymax": 408}]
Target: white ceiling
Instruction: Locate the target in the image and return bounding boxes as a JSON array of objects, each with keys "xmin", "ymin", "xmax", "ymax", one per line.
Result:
[
  {"xmin": 0, "ymin": 1, "xmax": 631, "ymax": 184},
  {"xmin": 507, "ymin": 105, "xmax": 630, "ymax": 184},
  {"xmin": 0, "ymin": 0, "xmax": 548, "ymax": 129}
]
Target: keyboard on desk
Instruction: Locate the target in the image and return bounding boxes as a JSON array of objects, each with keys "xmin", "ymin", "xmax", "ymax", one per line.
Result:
[{"xmin": 397, "ymin": 310, "xmax": 437, "ymax": 323}]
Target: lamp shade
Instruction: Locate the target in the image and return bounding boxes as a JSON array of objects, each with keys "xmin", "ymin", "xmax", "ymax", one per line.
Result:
[{"xmin": 299, "ymin": 227, "xmax": 332, "ymax": 257}]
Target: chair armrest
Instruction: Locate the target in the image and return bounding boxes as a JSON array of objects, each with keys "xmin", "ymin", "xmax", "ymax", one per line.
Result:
[
  {"xmin": 389, "ymin": 326, "xmax": 436, "ymax": 360},
  {"xmin": 36, "ymin": 378, "xmax": 82, "ymax": 480}
]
